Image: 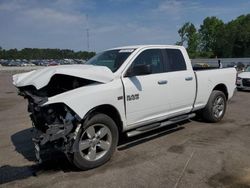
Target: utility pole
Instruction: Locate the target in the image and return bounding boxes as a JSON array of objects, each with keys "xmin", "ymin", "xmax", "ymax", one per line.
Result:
[{"xmin": 86, "ymin": 14, "xmax": 90, "ymax": 51}]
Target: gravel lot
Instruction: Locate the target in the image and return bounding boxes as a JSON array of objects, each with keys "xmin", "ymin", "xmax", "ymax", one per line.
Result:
[{"xmin": 0, "ymin": 71, "xmax": 250, "ymax": 188}]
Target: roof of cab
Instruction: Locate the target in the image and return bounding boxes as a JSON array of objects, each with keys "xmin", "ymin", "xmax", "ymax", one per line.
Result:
[{"xmin": 108, "ymin": 44, "xmax": 183, "ymax": 51}]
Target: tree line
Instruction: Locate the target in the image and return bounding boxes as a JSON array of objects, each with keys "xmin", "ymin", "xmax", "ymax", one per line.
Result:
[
  {"xmin": 176, "ymin": 14, "xmax": 250, "ymax": 58},
  {"xmin": 0, "ymin": 47, "xmax": 96, "ymax": 60}
]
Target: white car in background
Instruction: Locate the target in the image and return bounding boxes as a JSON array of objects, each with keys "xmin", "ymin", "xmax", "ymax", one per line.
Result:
[{"xmin": 236, "ymin": 66, "xmax": 250, "ymax": 90}]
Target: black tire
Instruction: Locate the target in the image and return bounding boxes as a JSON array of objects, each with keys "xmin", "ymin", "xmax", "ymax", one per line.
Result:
[
  {"xmin": 237, "ymin": 88, "xmax": 242, "ymax": 91},
  {"xmin": 72, "ymin": 113, "xmax": 118, "ymax": 170},
  {"xmin": 200, "ymin": 90, "xmax": 227, "ymax": 123}
]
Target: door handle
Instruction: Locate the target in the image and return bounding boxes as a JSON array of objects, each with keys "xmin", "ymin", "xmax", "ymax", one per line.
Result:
[
  {"xmin": 185, "ymin": 77, "xmax": 193, "ymax": 81},
  {"xmin": 158, "ymin": 80, "xmax": 168, "ymax": 85}
]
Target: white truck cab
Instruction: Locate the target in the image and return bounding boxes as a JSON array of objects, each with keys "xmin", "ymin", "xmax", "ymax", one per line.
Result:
[{"xmin": 13, "ymin": 45, "xmax": 236, "ymax": 170}]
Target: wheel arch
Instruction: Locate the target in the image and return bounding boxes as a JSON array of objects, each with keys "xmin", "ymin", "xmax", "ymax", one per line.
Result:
[
  {"xmin": 82, "ymin": 104, "xmax": 124, "ymax": 134},
  {"xmin": 213, "ymin": 84, "xmax": 228, "ymax": 100}
]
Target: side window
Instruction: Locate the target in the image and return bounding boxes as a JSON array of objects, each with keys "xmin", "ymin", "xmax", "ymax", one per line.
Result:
[
  {"xmin": 165, "ymin": 49, "xmax": 187, "ymax": 72},
  {"xmin": 132, "ymin": 49, "xmax": 164, "ymax": 74}
]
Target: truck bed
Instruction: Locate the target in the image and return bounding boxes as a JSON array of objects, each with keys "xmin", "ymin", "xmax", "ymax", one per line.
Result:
[{"xmin": 193, "ymin": 67, "xmax": 236, "ymax": 111}]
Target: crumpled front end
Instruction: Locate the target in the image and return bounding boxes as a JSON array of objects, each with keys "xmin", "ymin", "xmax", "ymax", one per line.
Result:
[
  {"xmin": 18, "ymin": 87, "xmax": 82, "ymax": 163},
  {"xmin": 13, "ymin": 66, "xmax": 113, "ymax": 162},
  {"xmin": 13, "ymin": 64, "xmax": 116, "ymax": 162}
]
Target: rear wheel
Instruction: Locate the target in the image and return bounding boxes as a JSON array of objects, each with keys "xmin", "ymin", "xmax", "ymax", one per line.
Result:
[
  {"xmin": 199, "ymin": 90, "xmax": 227, "ymax": 123},
  {"xmin": 73, "ymin": 113, "xmax": 118, "ymax": 170}
]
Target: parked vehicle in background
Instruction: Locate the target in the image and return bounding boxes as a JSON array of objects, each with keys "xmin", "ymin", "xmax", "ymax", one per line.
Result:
[
  {"xmin": 32, "ymin": 60, "xmax": 44, "ymax": 66},
  {"xmin": 13, "ymin": 45, "xmax": 236, "ymax": 170},
  {"xmin": 48, "ymin": 61, "xmax": 59, "ymax": 66},
  {"xmin": 7, "ymin": 61, "xmax": 20, "ymax": 66},
  {"xmin": 236, "ymin": 66, "xmax": 250, "ymax": 90},
  {"xmin": 0, "ymin": 59, "xmax": 7, "ymax": 66},
  {"xmin": 19, "ymin": 62, "xmax": 35, "ymax": 66},
  {"xmin": 73, "ymin": 59, "xmax": 87, "ymax": 64}
]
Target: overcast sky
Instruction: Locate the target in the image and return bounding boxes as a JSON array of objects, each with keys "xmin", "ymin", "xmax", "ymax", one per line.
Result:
[{"xmin": 0, "ymin": 0, "xmax": 249, "ymax": 52}]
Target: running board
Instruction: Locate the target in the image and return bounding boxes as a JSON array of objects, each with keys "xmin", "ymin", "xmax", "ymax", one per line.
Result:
[{"xmin": 126, "ymin": 113, "xmax": 196, "ymax": 137}]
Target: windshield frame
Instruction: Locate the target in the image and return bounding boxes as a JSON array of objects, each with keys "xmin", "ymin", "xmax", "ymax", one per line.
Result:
[{"xmin": 85, "ymin": 49, "xmax": 135, "ymax": 73}]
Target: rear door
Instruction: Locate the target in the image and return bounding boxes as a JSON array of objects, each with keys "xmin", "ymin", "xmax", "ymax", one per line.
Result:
[{"xmin": 162, "ymin": 49, "xmax": 196, "ymax": 115}]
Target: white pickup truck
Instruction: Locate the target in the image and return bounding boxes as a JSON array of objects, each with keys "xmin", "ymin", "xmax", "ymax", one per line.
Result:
[{"xmin": 13, "ymin": 45, "xmax": 236, "ymax": 170}]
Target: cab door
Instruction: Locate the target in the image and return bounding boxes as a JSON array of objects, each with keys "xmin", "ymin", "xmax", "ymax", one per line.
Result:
[
  {"xmin": 122, "ymin": 49, "xmax": 171, "ymax": 126},
  {"xmin": 162, "ymin": 49, "xmax": 196, "ymax": 116}
]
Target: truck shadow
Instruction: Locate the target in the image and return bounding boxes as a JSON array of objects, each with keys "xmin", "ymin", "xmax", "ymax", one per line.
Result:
[
  {"xmin": 0, "ymin": 158, "xmax": 75, "ymax": 185},
  {"xmin": 1, "ymin": 128, "xmax": 76, "ymax": 185},
  {"xmin": 10, "ymin": 128, "xmax": 36, "ymax": 161},
  {"xmin": 3, "ymin": 122, "xmax": 186, "ymax": 185},
  {"xmin": 0, "ymin": 164, "xmax": 37, "ymax": 185}
]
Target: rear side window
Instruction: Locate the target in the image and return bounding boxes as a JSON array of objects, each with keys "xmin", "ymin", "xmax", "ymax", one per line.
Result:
[{"xmin": 164, "ymin": 49, "xmax": 186, "ymax": 72}]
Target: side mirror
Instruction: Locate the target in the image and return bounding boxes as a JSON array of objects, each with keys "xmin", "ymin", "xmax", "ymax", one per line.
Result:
[{"xmin": 126, "ymin": 64, "xmax": 152, "ymax": 77}]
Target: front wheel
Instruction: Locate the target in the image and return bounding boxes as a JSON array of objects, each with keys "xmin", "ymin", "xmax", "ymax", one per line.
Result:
[
  {"xmin": 72, "ymin": 113, "xmax": 118, "ymax": 170},
  {"xmin": 199, "ymin": 90, "xmax": 227, "ymax": 123}
]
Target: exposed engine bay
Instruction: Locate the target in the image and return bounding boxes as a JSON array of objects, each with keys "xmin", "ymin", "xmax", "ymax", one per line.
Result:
[{"xmin": 17, "ymin": 74, "xmax": 96, "ymax": 162}]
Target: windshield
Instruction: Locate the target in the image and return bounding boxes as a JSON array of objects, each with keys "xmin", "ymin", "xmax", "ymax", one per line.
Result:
[
  {"xmin": 86, "ymin": 49, "xmax": 134, "ymax": 72},
  {"xmin": 245, "ymin": 66, "xmax": 250, "ymax": 72}
]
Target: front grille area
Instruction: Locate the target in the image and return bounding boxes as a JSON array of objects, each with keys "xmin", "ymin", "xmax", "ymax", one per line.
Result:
[{"xmin": 242, "ymin": 78, "xmax": 250, "ymax": 87}]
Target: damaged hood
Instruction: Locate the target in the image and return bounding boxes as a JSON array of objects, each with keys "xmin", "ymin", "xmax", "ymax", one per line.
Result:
[{"xmin": 13, "ymin": 65, "xmax": 115, "ymax": 89}]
